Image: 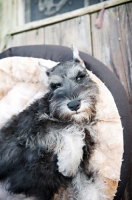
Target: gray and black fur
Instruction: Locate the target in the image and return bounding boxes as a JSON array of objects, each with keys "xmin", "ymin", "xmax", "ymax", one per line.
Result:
[{"xmin": 0, "ymin": 46, "xmax": 99, "ymax": 200}]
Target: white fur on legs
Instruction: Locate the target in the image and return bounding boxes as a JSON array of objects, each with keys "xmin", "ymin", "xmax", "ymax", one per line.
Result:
[
  {"xmin": 72, "ymin": 171, "xmax": 103, "ymax": 200},
  {"xmin": 57, "ymin": 125, "xmax": 85, "ymax": 177}
]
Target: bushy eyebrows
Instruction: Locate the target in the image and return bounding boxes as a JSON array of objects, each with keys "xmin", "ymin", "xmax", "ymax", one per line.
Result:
[
  {"xmin": 67, "ymin": 68, "xmax": 86, "ymax": 79},
  {"xmin": 49, "ymin": 75, "xmax": 63, "ymax": 84},
  {"xmin": 49, "ymin": 68, "xmax": 87, "ymax": 84},
  {"xmin": 76, "ymin": 70, "xmax": 86, "ymax": 76}
]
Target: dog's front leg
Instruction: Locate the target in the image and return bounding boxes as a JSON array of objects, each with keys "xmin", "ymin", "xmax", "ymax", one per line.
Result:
[{"xmin": 57, "ymin": 126, "xmax": 85, "ymax": 177}]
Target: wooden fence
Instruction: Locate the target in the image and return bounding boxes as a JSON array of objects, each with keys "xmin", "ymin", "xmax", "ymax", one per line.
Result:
[
  {"xmin": 4, "ymin": 0, "xmax": 132, "ymax": 107},
  {"xmin": 0, "ymin": 0, "xmax": 132, "ymax": 199}
]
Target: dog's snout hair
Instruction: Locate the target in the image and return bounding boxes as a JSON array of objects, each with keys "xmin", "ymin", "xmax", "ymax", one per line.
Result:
[{"xmin": 47, "ymin": 60, "xmax": 99, "ymax": 122}]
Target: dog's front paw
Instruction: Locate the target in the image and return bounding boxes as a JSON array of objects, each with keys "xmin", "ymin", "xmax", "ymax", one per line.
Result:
[
  {"xmin": 57, "ymin": 129, "xmax": 85, "ymax": 177},
  {"xmin": 57, "ymin": 154, "xmax": 79, "ymax": 177}
]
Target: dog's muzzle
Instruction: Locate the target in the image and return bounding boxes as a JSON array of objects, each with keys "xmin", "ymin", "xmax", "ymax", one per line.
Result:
[{"xmin": 67, "ymin": 99, "xmax": 81, "ymax": 111}]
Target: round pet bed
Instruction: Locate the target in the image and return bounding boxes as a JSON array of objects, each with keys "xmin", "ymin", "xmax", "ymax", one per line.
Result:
[{"xmin": 0, "ymin": 45, "xmax": 131, "ymax": 200}]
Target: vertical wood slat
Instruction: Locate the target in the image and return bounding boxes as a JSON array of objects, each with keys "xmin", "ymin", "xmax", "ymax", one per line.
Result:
[
  {"xmin": 17, "ymin": 0, "xmax": 25, "ymax": 26},
  {"xmin": 25, "ymin": 0, "xmax": 31, "ymax": 23},
  {"xmin": 6, "ymin": 36, "xmax": 14, "ymax": 49},
  {"xmin": 118, "ymin": 3, "xmax": 132, "ymax": 103},
  {"xmin": 0, "ymin": 0, "xmax": 25, "ymax": 52},
  {"xmin": 119, "ymin": 5, "xmax": 132, "ymax": 198},
  {"xmin": 60, "ymin": 15, "xmax": 92, "ymax": 55},
  {"xmin": 44, "ymin": 24, "xmax": 61, "ymax": 45},
  {"xmin": 6, "ymin": 32, "xmax": 27, "ymax": 49},
  {"xmin": 26, "ymin": 28, "xmax": 44, "ymax": 45},
  {"xmin": 0, "ymin": 0, "xmax": 18, "ymax": 50},
  {"xmin": 91, "ymin": 6, "xmax": 129, "ymax": 97}
]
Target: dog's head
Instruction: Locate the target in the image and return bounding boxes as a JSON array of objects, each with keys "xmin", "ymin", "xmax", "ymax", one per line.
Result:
[{"xmin": 40, "ymin": 46, "xmax": 98, "ymax": 123}]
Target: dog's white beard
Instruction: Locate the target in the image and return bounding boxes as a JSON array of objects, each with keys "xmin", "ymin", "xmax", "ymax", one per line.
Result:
[{"xmin": 56, "ymin": 101, "xmax": 94, "ymax": 123}]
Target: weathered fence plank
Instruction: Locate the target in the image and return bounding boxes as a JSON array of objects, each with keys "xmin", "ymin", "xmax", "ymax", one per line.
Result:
[
  {"xmin": 118, "ymin": 5, "xmax": 132, "ymax": 198},
  {"xmin": 91, "ymin": 6, "xmax": 129, "ymax": 97},
  {"xmin": 44, "ymin": 24, "xmax": 60, "ymax": 45},
  {"xmin": 6, "ymin": 36, "xmax": 14, "ymax": 49},
  {"xmin": 118, "ymin": 3, "xmax": 132, "ymax": 103},
  {"xmin": 60, "ymin": 15, "xmax": 92, "ymax": 54},
  {"xmin": 0, "ymin": 0, "xmax": 25, "ymax": 52},
  {"xmin": 26, "ymin": 28, "xmax": 44, "ymax": 45},
  {"xmin": 0, "ymin": 0, "xmax": 18, "ymax": 51},
  {"xmin": 9, "ymin": 32, "xmax": 27, "ymax": 47}
]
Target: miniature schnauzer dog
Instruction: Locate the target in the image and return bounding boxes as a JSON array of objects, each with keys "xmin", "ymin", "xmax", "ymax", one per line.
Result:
[{"xmin": 0, "ymin": 46, "xmax": 99, "ymax": 200}]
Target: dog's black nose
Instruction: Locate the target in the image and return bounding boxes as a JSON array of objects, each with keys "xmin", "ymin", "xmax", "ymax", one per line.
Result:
[{"xmin": 67, "ymin": 100, "xmax": 81, "ymax": 111}]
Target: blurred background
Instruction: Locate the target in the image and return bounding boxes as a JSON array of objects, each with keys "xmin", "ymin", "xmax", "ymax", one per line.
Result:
[
  {"xmin": 0, "ymin": 0, "xmax": 131, "ymax": 106},
  {"xmin": 0, "ymin": 0, "xmax": 108, "ymax": 53},
  {"xmin": 0, "ymin": 0, "xmax": 132, "ymax": 199}
]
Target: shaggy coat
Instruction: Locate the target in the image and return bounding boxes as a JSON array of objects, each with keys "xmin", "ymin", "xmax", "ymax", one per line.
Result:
[
  {"xmin": 0, "ymin": 49, "xmax": 98, "ymax": 200},
  {"xmin": 0, "ymin": 93, "xmax": 71, "ymax": 200},
  {"xmin": 0, "ymin": 46, "xmax": 123, "ymax": 200}
]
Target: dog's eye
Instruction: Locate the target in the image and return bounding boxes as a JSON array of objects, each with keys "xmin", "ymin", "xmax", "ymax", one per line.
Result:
[
  {"xmin": 50, "ymin": 83, "xmax": 61, "ymax": 90},
  {"xmin": 76, "ymin": 72, "xmax": 86, "ymax": 81}
]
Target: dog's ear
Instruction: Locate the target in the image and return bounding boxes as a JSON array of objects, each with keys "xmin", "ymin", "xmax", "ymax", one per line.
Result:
[
  {"xmin": 38, "ymin": 62, "xmax": 51, "ymax": 76},
  {"xmin": 71, "ymin": 45, "xmax": 86, "ymax": 68}
]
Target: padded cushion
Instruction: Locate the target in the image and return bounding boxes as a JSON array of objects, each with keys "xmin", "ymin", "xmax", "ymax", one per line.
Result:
[{"xmin": 0, "ymin": 45, "xmax": 132, "ymax": 200}]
